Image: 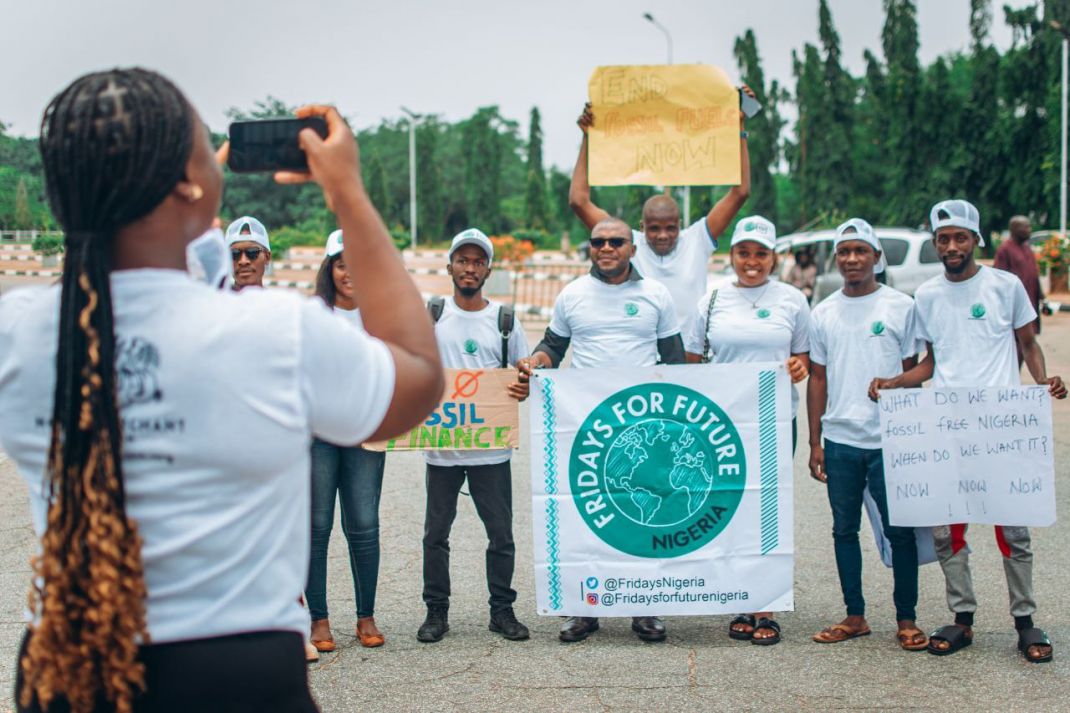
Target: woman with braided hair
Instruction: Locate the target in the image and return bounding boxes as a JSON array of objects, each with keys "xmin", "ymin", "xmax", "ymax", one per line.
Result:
[{"xmin": 0, "ymin": 69, "xmax": 443, "ymax": 712}]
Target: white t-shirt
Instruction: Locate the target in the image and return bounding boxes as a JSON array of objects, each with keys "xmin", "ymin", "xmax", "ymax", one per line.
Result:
[
  {"xmin": 913, "ymin": 266, "xmax": 1037, "ymax": 388},
  {"xmin": 335, "ymin": 305, "xmax": 364, "ymax": 330},
  {"xmin": 548, "ymin": 272, "xmax": 679, "ymax": 369},
  {"xmin": 427, "ymin": 297, "xmax": 529, "ymax": 467},
  {"xmin": 810, "ymin": 286, "xmax": 921, "ymax": 449},
  {"xmin": 0, "ymin": 270, "xmax": 395, "ymax": 644},
  {"xmin": 685, "ymin": 280, "xmax": 811, "ymax": 414},
  {"xmin": 632, "ymin": 218, "xmax": 716, "ymax": 332}
]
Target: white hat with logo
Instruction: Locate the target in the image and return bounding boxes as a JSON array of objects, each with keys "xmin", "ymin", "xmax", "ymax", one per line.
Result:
[
  {"xmin": 448, "ymin": 228, "xmax": 494, "ymax": 262},
  {"xmin": 930, "ymin": 199, "xmax": 984, "ymax": 247},
  {"xmin": 325, "ymin": 229, "xmax": 344, "ymax": 258},
  {"xmin": 730, "ymin": 215, "xmax": 777, "ymax": 250},
  {"xmin": 225, "ymin": 216, "xmax": 271, "ymax": 251},
  {"xmin": 834, "ymin": 218, "xmax": 886, "ymax": 274}
]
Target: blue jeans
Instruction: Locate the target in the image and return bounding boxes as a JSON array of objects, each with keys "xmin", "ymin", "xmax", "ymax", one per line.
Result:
[
  {"xmin": 824, "ymin": 439, "xmax": 918, "ymax": 622},
  {"xmin": 305, "ymin": 439, "xmax": 385, "ymax": 620}
]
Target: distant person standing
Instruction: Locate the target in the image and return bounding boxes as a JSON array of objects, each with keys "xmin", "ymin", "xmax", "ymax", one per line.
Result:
[
  {"xmin": 994, "ymin": 216, "xmax": 1043, "ymax": 339},
  {"xmin": 785, "ymin": 247, "xmax": 818, "ymax": 302},
  {"xmin": 227, "ymin": 215, "xmax": 271, "ymax": 290}
]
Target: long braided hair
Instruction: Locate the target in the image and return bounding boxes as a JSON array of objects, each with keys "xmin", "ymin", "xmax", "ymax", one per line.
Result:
[{"xmin": 21, "ymin": 68, "xmax": 195, "ymax": 713}]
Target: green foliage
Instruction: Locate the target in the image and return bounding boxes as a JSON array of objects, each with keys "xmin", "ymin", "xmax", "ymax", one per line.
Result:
[
  {"xmin": 31, "ymin": 233, "xmax": 64, "ymax": 256},
  {"xmin": 525, "ymin": 108, "xmax": 549, "ymax": 229},
  {"xmin": 511, "ymin": 228, "xmax": 556, "ymax": 250}
]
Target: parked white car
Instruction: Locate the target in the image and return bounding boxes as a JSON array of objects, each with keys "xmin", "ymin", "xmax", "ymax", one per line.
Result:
[{"xmin": 780, "ymin": 227, "xmax": 943, "ymax": 303}]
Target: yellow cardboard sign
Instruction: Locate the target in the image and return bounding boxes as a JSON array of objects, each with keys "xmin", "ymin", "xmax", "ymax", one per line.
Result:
[
  {"xmin": 365, "ymin": 368, "xmax": 520, "ymax": 452},
  {"xmin": 588, "ymin": 64, "xmax": 741, "ymax": 187}
]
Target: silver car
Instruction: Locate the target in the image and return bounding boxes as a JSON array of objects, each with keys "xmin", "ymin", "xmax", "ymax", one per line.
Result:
[{"xmin": 781, "ymin": 227, "xmax": 943, "ymax": 303}]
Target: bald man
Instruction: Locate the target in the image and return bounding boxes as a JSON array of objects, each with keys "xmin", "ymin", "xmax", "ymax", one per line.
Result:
[
  {"xmin": 994, "ymin": 216, "xmax": 1043, "ymax": 341},
  {"xmin": 568, "ymin": 94, "xmax": 752, "ymax": 324}
]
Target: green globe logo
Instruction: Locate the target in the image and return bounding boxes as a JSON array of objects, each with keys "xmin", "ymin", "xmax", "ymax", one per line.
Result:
[
  {"xmin": 744, "ymin": 221, "xmax": 757, "ymax": 232},
  {"xmin": 464, "ymin": 339, "xmax": 478, "ymax": 354},
  {"xmin": 569, "ymin": 383, "xmax": 746, "ymax": 558},
  {"xmin": 625, "ymin": 302, "xmax": 639, "ymax": 317},
  {"xmin": 970, "ymin": 303, "xmax": 986, "ymax": 319},
  {"xmin": 756, "ymin": 308, "xmax": 771, "ymax": 319},
  {"xmin": 871, "ymin": 320, "xmax": 885, "ymax": 336}
]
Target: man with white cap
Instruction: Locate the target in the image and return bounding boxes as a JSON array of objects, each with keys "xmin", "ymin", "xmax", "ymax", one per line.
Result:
[
  {"xmin": 871, "ymin": 199, "xmax": 1066, "ymax": 662},
  {"xmin": 684, "ymin": 215, "xmax": 809, "ymax": 646},
  {"xmin": 418, "ymin": 228, "xmax": 533, "ymax": 645},
  {"xmin": 226, "ymin": 215, "xmax": 271, "ymax": 290},
  {"xmin": 807, "ymin": 219, "xmax": 927, "ymax": 650},
  {"xmin": 517, "ymin": 216, "xmax": 685, "ymax": 643}
]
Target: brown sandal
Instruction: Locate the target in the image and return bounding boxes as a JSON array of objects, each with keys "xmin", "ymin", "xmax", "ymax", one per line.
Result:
[
  {"xmin": 813, "ymin": 623, "xmax": 872, "ymax": 643},
  {"xmin": 357, "ymin": 616, "xmax": 385, "ymax": 648},
  {"xmin": 897, "ymin": 626, "xmax": 928, "ymax": 651}
]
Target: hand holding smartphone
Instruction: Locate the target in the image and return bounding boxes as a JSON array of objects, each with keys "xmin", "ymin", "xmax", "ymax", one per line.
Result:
[
  {"xmin": 227, "ymin": 117, "xmax": 329, "ymax": 173},
  {"xmin": 739, "ymin": 89, "xmax": 762, "ymax": 119}
]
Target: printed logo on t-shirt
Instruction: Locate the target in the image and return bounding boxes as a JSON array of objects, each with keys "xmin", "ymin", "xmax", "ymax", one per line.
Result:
[
  {"xmin": 625, "ymin": 302, "xmax": 639, "ymax": 317},
  {"xmin": 464, "ymin": 339, "xmax": 479, "ymax": 354},
  {"xmin": 117, "ymin": 337, "xmax": 163, "ymax": 408},
  {"xmin": 756, "ymin": 308, "xmax": 771, "ymax": 319},
  {"xmin": 870, "ymin": 320, "xmax": 886, "ymax": 336},
  {"xmin": 969, "ymin": 303, "xmax": 987, "ymax": 320}
]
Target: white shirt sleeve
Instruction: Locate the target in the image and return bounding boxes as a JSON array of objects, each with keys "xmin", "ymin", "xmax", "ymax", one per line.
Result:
[
  {"xmin": 809, "ymin": 310, "xmax": 827, "ymax": 366},
  {"xmin": 686, "ymin": 218, "xmax": 717, "ymax": 256},
  {"xmin": 790, "ymin": 293, "xmax": 812, "ymax": 354},
  {"xmin": 1010, "ymin": 277, "xmax": 1039, "ymax": 330},
  {"xmin": 684, "ymin": 294, "xmax": 709, "ymax": 355},
  {"xmin": 299, "ymin": 298, "xmax": 396, "ymax": 446},
  {"xmin": 548, "ymin": 292, "xmax": 572, "ymax": 338},
  {"xmin": 656, "ymin": 288, "xmax": 681, "ymax": 339},
  {"xmin": 911, "ymin": 299, "xmax": 932, "ymax": 344},
  {"xmin": 901, "ymin": 303, "xmax": 922, "ymax": 360},
  {"xmin": 508, "ymin": 319, "xmax": 531, "ymax": 365}
]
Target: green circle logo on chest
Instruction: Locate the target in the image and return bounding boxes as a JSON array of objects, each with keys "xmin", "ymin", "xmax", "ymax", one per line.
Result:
[
  {"xmin": 464, "ymin": 339, "xmax": 478, "ymax": 354},
  {"xmin": 871, "ymin": 320, "xmax": 886, "ymax": 336},
  {"xmin": 756, "ymin": 308, "xmax": 771, "ymax": 319},
  {"xmin": 625, "ymin": 302, "xmax": 639, "ymax": 317},
  {"xmin": 970, "ymin": 303, "xmax": 986, "ymax": 319},
  {"xmin": 569, "ymin": 383, "xmax": 747, "ymax": 558}
]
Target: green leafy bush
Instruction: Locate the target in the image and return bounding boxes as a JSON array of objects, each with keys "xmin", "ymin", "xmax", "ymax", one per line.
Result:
[{"xmin": 31, "ymin": 233, "xmax": 64, "ymax": 257}]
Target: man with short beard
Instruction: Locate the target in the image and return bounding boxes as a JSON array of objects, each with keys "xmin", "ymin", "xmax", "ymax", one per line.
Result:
[
  {"xmin": 568, "ymin": 92, "xmax": 753, "ymax": 325},
  {"xmin": 417, "ymin": 228, "xmax": 533, "ymax": 645},
  {"xmin": 871, "ymin": 199, "xmax": 1067, "ymax": 663},
  {"xmin": 518, "ymin": 216, "xmax": 685, "ymax": 643},
  {"xmin": 226, "ymin": 215, "xmax": 272, "ymax": 290}
]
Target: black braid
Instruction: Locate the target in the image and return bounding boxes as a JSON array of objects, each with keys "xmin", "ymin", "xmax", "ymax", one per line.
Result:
[{"xmin": 23, "ymin": 68, "xmax": 195, "ymax": 713}]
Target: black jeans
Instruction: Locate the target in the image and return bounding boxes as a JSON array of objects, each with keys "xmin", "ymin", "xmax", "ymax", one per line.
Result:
[
  {"xmin": 423, "ymin": 461, "xmax": 517, "ymax": 614},
  {"xmin": 16, "ymin": 629, "xmax": 318, "ymax": 713}
]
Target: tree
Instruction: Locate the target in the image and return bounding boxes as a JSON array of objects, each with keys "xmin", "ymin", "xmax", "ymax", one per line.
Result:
[
  {"xmin": 880, "ymin": 0, "xmax": 925, "ymax": 223},
  {"xmin": 734, "ymin": 29, "xmax": 779, "ymax": 223},
  {"xmin": 14, "ymin": 177, "xmax": 31, "ymax": 229},
  {"xmin": 416, "ymin": 120, "xmax": 445, "ymax": 242},
  {"xmin": 462, "ymin": 107, "xmax": 505, "ymax": 232},
  {"xmin": 366, "ymin": 153, "xmax": 391, "ymax": 225},
  {"xmin": 524, "ymin": 107, "xmax": 549, "ymax": 230}
]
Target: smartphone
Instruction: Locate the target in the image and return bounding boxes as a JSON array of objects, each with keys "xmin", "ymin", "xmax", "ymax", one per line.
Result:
[
  {"xmin": 227, "ymin": 117, "xmax": 328, "ymax": 173},
  {"xmin": 739, "ymin": 91, "xmax": 763, "ymax": 119}
]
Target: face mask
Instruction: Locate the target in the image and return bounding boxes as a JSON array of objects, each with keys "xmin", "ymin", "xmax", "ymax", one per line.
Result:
[{"xmin": 187, "ymin": 228, "xmax": 230, "ymax": 289}]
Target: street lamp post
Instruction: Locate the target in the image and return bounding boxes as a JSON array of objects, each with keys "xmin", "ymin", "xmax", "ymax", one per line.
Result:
[
  {"xmin": 1051, "ymin": 22, "xmax": 1069, "ymax": 237},
  {"xmin": 401, "ymin": 106, "xmax": 422, "ymax": 250},
  {"xmin": 643, "ymin": 12, "xmax": 688, "ymax": 224}
]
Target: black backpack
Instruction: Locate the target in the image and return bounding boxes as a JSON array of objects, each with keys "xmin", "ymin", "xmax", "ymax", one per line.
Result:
[{"xmin": 427, "ymin": 296, "xmax": 515, "ymax": 369}]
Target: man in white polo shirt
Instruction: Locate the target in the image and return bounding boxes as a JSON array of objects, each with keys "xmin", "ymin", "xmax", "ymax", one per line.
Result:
[
  {"xmin": 567, "ymin": 95, "xmax": 752, "ymax": 325},
  {"xmin": 871, "ymin": 199, "xmax": 1066, "ymax": 662},
  {"xmin": 807, "ymin": 219, "xmax": 926, "ymax": 651},
  {"xmin": 517, "ymin": 216, "xmax": 684, "ymax": 643},
  {"xmin": 417, "ymin": 229, "xmax": 533, "ymax": 645},
  {"xmin": 226, "ymin": 215, "xmax": 271, "ymax": 290}
]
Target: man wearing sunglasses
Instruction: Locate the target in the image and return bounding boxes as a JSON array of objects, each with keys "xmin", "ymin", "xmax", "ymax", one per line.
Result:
[
  {"xmin": 568, "ymin": 90, "xmax": 753, "ymax": 327},
  {"xmin": 226, "ymin": 215, "xmax": 272, "ymax": 290},
  {"xmin": 517, "ymin": 216, "xmax": 685, "ymax": 644}
]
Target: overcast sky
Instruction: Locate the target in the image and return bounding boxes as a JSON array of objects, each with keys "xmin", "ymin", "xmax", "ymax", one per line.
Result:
[{"xmin": 3, "ymin": 0, "xmax": 1036, "ymax": 170}]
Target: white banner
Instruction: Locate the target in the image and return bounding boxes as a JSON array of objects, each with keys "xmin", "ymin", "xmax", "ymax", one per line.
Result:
[
  {"xmin": 879, "ymin": 386, "xmax": 1055, "ymax": 527},
  {"xmin": 530, "ymin": 363, "xmax": 794, "ymax": 617}
]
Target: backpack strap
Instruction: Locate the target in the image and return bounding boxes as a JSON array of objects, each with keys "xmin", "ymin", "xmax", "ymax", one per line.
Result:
[
  {"xmin": 701, "ymin": 289, "xmax": 719, "ymax": 364},
  {"xmin": 497, "ymin": 304, "xmax": 515, "ymax": 369},
  {"xmin": 427, "ymin": 296, "xmax": 446, "ymax": 323}
]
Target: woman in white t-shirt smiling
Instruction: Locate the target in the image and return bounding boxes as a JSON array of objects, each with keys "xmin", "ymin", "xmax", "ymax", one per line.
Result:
[
  {"xmin": 0, "ymin": 69, "xmax": 442, "ymax": 712},
  {"xmin": 305, "ymin": 230, "xmax": 388, "ymax": 652},
  {"xmin": 685, "ymin": 215, "xmax": 811, "ymax": 648}
]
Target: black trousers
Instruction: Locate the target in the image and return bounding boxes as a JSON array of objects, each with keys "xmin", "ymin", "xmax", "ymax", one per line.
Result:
[
  {"xmin": 422, "ymin": 461, "xmax": 517, "ymax": 614},
  {"xmin": 16, "ymin": 629, "xmax": 318, "ymax": 713}
]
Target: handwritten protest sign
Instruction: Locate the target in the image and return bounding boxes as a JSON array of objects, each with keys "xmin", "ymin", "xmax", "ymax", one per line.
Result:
[
  {"xmin": 587, "ymin": 64, "xmax": 741, "ymax": 187},
  {"xmin": 365, "ymin": 368, "xmax": 519, "ymax": 452},
  {"xmin": 879, "ymin": 386, "xmax": 1055, "ymax": 527}
]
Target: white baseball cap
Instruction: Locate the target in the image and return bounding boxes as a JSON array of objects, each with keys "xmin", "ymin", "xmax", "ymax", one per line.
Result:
[
  {"xmin": 834, "ymin": 218, "xmax": 886, "ymax": 274},
  {"xmin": 448, "ymin": 228, "xmax": 493, "ymax": 262},
  {"xmin": 730, "ymin": 216, "xmax": 777, "ymax": 250},
  {"xmin": 225, "ymin": 216, "xmax": 271, "ymax": 251},
  {"xmin": 325, "ymin": 229, "xmax": 344, "ymax": 258},
  {"xmin": 930, "ymin": 199, "xmax": 984, "ymax": 247}
]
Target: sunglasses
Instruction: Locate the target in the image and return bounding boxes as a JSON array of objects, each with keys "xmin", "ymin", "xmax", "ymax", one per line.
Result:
[
  {"xmin": 590, "ymin": 237, "xmax": 629, "ymax": 249},
  {"xmin": 231, "ymin": 247, "xmax": 264, "ymax": 262}
]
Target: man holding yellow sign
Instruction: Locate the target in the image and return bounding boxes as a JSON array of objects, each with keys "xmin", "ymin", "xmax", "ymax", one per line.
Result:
[{"xmin": 569, "ymin": 65, "xmax": 753, "ymax": 329}]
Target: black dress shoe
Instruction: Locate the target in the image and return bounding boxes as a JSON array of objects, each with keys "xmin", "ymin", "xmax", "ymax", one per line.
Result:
[
  {"xmin": 417, "ymin": 607, "xmax": 449, "ymax": 643},
  {"xmin": 631, "ymin": 616, "xmax": 667, "ymax": 642},
  {"xmin": 489, "ymin": 608, "xmax": 530, "ymax": 641},
  {"xmin": 559, "ymin": 616, "xmax": 600, "ymax": 642}
]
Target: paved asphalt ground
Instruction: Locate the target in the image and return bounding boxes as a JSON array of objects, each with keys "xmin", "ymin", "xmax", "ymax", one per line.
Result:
[{"xmin": 2, "ymin": 314, "xmax": 1070, "ymax": 712}]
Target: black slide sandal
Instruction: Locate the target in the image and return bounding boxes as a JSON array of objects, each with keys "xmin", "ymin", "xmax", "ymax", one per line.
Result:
[
  {"xmin": 1018, "ymin": 627, "xmax": 1053, "ymax": 664},
  {"xmin": 751, "ymin": 617, "xmax": 781, "ymax": 646},
  {"xmin": 728, "ymin": 615, "xmax": 756, "ymax": 641},
  {"xmin": 927, "ymin": 625, "xmax": 972, "ymax": 656}
]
